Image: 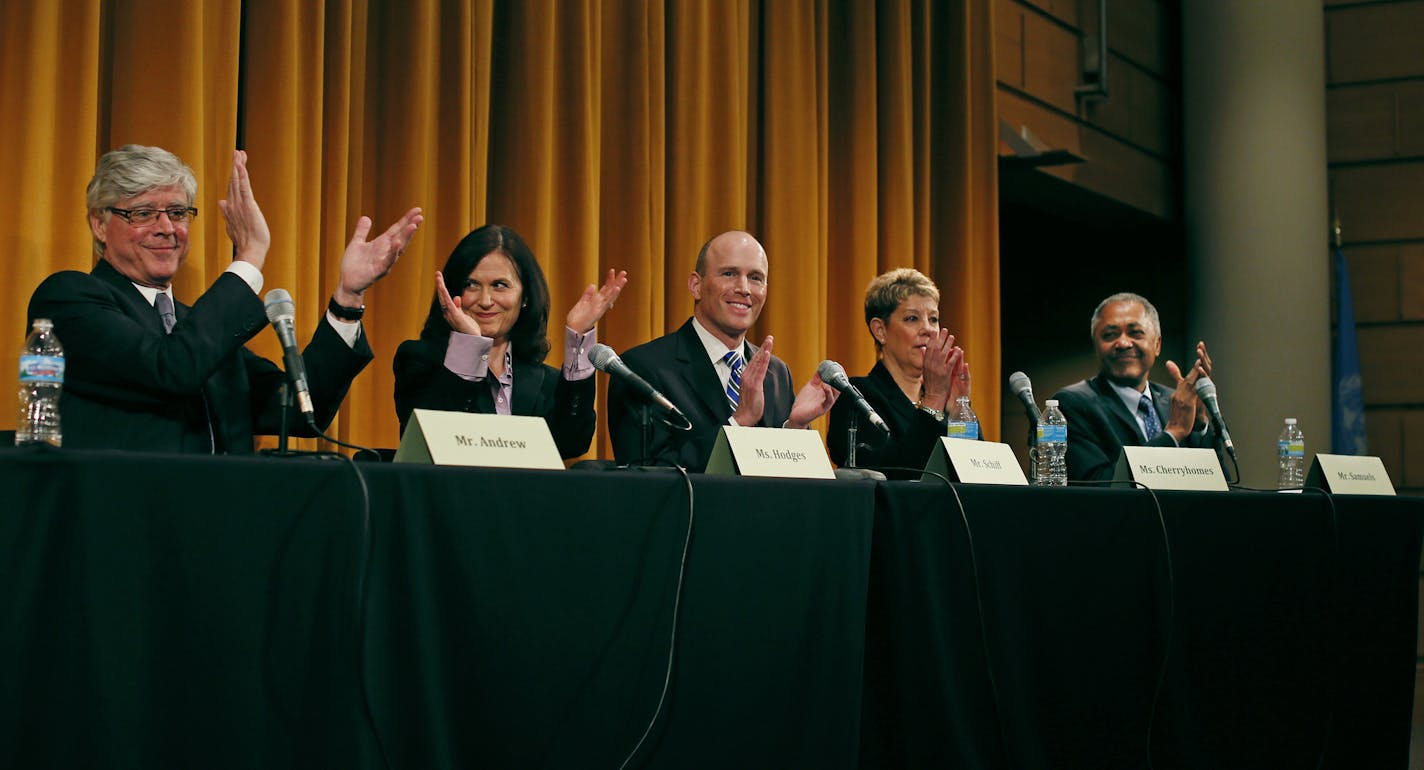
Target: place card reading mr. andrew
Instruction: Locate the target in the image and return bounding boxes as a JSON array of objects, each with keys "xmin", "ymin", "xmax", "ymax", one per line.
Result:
[{"xmin": 393, "ymin": 408, "xmax": 564, "ymax": 470}]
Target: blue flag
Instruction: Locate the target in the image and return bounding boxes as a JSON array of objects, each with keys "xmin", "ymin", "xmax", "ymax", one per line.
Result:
[{"xmin": 1332, "ymin": 246, "xmax": 1367, "ymax": 454}]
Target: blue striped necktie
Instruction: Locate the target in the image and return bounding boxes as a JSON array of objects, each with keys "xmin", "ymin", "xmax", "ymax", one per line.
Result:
[
  {"xmin": 723, "ymin": 350, "xmax": 744, "ymax": 409},
  {"xmin": 1138, "ymin": 393, "xmax": 1162, "ymax": 442}
]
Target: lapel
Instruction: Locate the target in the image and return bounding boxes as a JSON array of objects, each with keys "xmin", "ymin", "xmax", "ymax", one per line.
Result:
[
  {"xmin": 867, "ymin": 360, "xmax": 919, "ymax": 423},
  {"xmin": 93, "ymin": 259, "xmax": 167, "ymax": 335},
  {"xmin": 675, "ymin": 320, "xmax": 737, "ymax": 421},
  {"xmin": 510, "ymin": 358, "xmax": 546, "ymax": 417},
  {"xmin": 1091, "ymin": 374, "xmax": 1149, "ymax": 442}
]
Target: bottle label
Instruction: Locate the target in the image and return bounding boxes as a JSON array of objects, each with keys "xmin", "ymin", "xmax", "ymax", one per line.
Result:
[
  {"xmin": 1037, "ymin": 424, "xmax": 1066, "ymax": 443},
  {"xmin": 1278, "ymin": 439, "xmax": 1305, "ymax": 458},
  {"xmin": 947, "ymin": 421, "xmax": 979, "ymax": 440},
  {"xmin": 19, "ymin": 355, "xmax": 64, "ymax": 383}
]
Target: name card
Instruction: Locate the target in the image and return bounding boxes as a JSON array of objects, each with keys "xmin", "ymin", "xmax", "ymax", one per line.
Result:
[
  {"xmin": 393, "ymin": 408, "xmax": 564, "ymax": 470},
  {"xmin": 1306, "ymin": 453, "xmax": 1395, "ymax": 495},
  {"xmin": 1113, "ymin": 446, "xmax": 1228, "ymax": 491},
  {"xmin": 925, "ymin": 438, "xmax": 1028, "ymax": 485},
  {"xmin": 705, "ymin": 425, "xmax": 836, "ymax": 479}
]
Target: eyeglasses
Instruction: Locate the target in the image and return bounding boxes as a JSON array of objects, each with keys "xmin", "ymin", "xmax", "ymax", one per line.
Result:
[{"xmin": 108, "ymin": 206, "xmax": 199, "ymax": 225}]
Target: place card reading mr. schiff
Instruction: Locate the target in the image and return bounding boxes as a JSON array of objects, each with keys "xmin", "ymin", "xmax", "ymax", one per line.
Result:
[
  {"xmin": 924, "ymin": 438, "xmax": 1029, "ymax": 485},
  {"xmin": 1306, "ymin": 453, "xmax": 1395, "ymax": 495},
  {"xmin": 705, "ymin": 425, "xmax": 836, "ymax": 479},
  {"xmin": 393, "ymin": 408, "xmax": 564, "ymax": 470},
  {"xmin": 1113, "ymin": 446, "xmax": 1228, "ymax": 491}
]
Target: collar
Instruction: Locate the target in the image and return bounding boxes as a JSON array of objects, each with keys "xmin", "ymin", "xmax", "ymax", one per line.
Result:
[
  {"xmin": 690, "ymin": 316, "xmax": 745, "ymax": 366},
  {"xmin": 130, "ymin": 282, "xmax": 175, "ymax": 308},
  {"xmin": 1106, "ymin": 376, "xmax": 1152, "ymax": 414}
]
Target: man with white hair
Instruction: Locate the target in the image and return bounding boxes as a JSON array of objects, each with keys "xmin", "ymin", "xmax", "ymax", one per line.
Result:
[{"xmin": 26, "ymin": 144, "xmax": 422, "ymax": 452}]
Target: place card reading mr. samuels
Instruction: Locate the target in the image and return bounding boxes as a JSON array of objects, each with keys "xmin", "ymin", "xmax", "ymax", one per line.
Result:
[{"xmin": 393, "ymin": 408, "xmax": 564, "ymax": 470}]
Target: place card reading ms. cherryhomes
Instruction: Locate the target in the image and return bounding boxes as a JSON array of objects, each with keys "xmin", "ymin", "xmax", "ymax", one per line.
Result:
[
  {"xmin": 1113, "ymin": 446, "xmax": 1228, "ymax": 491},
  {"xmin": 1306, "ymin": 453, "xmax": 1396, "ymax": 495},
  {"xmin": 924, "ymin": 438, "xmax": 1029, "ymax": 485},
  {"xmin": 705, "ymin": 425, "xmax": 836, "ymax": 479},
  {"xmin": 393, "ymin": 408, "xmax": 564, "ymax": 470}
]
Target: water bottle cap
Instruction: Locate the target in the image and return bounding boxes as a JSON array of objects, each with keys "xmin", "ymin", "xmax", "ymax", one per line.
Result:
[
  {"xmin": 1045, "ymin": 399, "xmax": 1058, "ymax": 407},
  {"xmin": 32, "ymin": 318, "xmax": 53, "ymax": 331},
  {"xmin": 1284, "ymin": 417, "xmax": 1297, "ymax": 425}
]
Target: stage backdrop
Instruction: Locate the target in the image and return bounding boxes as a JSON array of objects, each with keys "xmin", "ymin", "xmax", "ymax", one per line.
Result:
[{"xmin": 0, "ymin": 0, "xmax": 999, "ymax": 459}]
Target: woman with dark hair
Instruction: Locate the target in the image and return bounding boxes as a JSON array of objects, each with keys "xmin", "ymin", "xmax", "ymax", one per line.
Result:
[
  {"xmin": 827, "ymin": 268, "xmax": 971, "ymax": 477},
  {"xmin": 394, "ymin": 224, "xmax": 626, "ymax": 458}
]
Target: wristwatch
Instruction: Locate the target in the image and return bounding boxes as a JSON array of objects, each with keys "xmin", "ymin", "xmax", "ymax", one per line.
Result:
[
  {"xmin": 917, "ymin": 404, "xmax": 945, "ymax": 422},
  {"xmin": 328, "ymin": 296, "xmax": 366, "ymax": 321}
]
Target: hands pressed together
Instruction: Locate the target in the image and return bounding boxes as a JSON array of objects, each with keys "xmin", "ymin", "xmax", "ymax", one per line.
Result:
[
  {"xmin": 1164, "ymin": 340, "xmax": 1214, "ymax": 442},
  {"xmin": 918, "ymin": 328, "xmax": 969, "ymax": 412}
]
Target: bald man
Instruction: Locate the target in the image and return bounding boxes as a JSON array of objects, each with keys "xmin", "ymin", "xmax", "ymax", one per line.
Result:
[{"xmin": 608, "ymin": 231, "xmax": 837, "ymax": 471}]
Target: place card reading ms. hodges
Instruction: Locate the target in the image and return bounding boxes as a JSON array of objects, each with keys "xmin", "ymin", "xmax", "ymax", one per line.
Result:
[
  {"xmin": 393, "ymin": 408, "xmax": 564, "ymax": 470},
  {"xmin": 704, "ymin": 425, "xmax": 836, "ymax": 479}
]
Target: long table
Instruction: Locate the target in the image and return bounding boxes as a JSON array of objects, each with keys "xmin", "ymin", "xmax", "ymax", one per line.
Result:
[{"xmin": 1, "ymin": 448, "xmax": 1418, "ymax": 768}]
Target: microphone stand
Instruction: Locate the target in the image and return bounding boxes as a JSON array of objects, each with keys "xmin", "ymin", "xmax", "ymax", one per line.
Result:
[
  {"xmin": 277, "ymin": 382, "xmax": 293, "ymax": 455},
  {"xmin": 1026, "ymin": 418, "xmax": 1038, "ymax": 484},
  {"xmin": 639, "ymin": 402, "xmax": 653, "ymax": 466},
  {"xmin": 847, "ymin": 412, "xmax": 860, "ymax": 469}
]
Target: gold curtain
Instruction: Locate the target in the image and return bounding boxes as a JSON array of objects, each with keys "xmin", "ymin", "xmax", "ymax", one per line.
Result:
[{"xmin": 0, "ymin": 0, "xmax": 999, "ymax": 454}]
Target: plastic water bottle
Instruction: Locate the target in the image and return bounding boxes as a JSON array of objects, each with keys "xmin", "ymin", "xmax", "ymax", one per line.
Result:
[
  {"xmin": 946, "ymin": 396, "xmax": 979, "ymax": 440},
  {"xmin": 17, "ymin": 318, "xmax": 64, "ymax": 447},
  {"xmin": 1277, "ymin": 418, "xmax": 1305, "ymax": 489},
  {"xmin": 1035, "ymin": 399, "xmax": 1068, "ymax": 486}
]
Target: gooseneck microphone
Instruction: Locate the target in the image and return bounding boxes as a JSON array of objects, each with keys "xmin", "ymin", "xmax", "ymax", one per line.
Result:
[
  {"xmin": 1008, "ymin": 371, "xmax": 1042, "ymax": 424},
  {"xmin": 263, "ymin": 289, "xmax": 315, "ymax": 419},
  {"xmin": 817, "ymin": 360, "xmax": 890, "ymax": 435},
  {"xmin": 1193, "ymin": 376, "xmax": 1237, "ymax": 460},
  {"xmin": 589, "ymin": 344, "xmax": 689, "ymax": 425}
]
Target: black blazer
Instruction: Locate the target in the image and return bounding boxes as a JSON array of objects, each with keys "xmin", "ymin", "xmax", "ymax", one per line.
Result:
[
  {"xmin": 826, "ymin": 360, "xmax": 949, "ymax": 479},
  {"xmin": 26, "ymin": 259, "xmax": 371, "ymax": 453},
  {"xmin": 1052, "ymin": 374, "xmax": 1217, "ymax": 482},
  {"xmin": 392, "ymin": 337, "xmax": 596, "ymax": 459},
  {"xmin": 607, "ymin": 319, "xmax": 794, "ymax": 471}
]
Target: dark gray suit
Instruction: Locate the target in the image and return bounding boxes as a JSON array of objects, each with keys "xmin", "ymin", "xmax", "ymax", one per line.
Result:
[
  {"xmin": 608, "ymin": 319, "xmax": 794, "ymax": 471},
  {"xmin": 27, "ymin": 259, "xmax": 371, "ymax": 453},
  {"xmin": 1053, "ymin": 374, "xmax": 1217, "ymax": 482}
]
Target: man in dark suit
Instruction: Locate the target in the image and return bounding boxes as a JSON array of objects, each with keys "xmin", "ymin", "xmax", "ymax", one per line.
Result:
[
  {"xmin": 26, "ymin": 144, "xmax": 422, "ymax": 453},
  {"xmin": 1052, "ymin": 292, "xmax": 1217, "ymax": 481},
  {"xmin": 608, "ymin": 231, "xmax": 837, "ymax": 471}
]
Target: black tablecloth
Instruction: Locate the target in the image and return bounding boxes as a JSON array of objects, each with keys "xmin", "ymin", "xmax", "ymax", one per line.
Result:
[
  {"xmin": 861, "ymin": 482, "xmax": 1422, "ymax": 769},
  {"xmin": 2, "ymin": 447, "xmax": 1418, "ymax": 769},
  {"xmin": 0, "ymin": 449, "xmax": 874, "ymax": 769}
]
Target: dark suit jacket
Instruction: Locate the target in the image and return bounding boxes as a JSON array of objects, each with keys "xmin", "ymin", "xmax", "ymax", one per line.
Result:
[
  {"xmin": 1053, "ymin": 374, "xmax": 1217, "ymax": 482},
  {"xmin": 826, "ymin": 360, "xmax": 949, "ymax": 479},
  {"xmin": 608, "ymin": 319, "xmax": 794, "ymax": 471},
  {"xmin": 392, "ymin": 337, "xmax": 596, "ymax": 459},
  {"xmin": 26, "ymin": 259, "xmax": 372, "ymax": 453}
]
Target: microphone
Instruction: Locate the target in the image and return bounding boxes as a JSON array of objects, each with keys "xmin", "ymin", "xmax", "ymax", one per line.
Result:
[
  {"xmin": 263, "ymin": 289, "xmax": 315, "ymax": 419},
  {"xmin": 817, "ymin": 360, "xmax": 890, "ymax": 435},
  {"xmin": 589, "ymin": 344, "xmax": 688, "ymax": 424},
  {"xmin": 1008, "ymin": 371, "xmax": 1042, "ymax": 424},
  {"xmin": 1193, "ymin": 376, "xmax": 1236, "ymax": 459}
]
